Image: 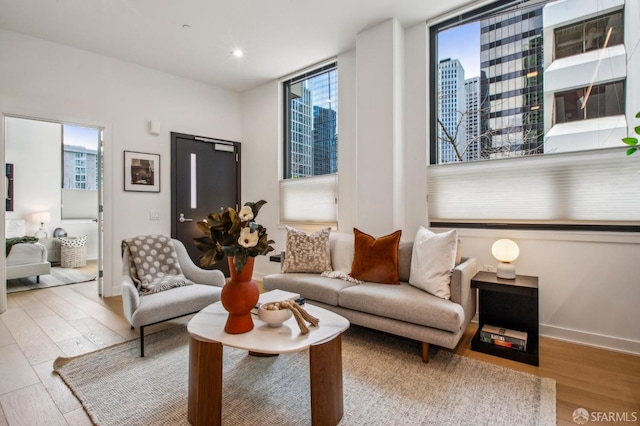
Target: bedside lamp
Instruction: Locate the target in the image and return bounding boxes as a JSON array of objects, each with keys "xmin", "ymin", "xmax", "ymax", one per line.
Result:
[
  {"xmin": 491, "ymin": 239, "xmax": 519, "ymax": 279},
  {"xmin": 33, "ymin": 211, "xmax": 51, "ymax": 239}
]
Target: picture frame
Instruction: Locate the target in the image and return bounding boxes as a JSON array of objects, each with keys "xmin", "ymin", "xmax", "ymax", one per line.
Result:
[{"xmin": 124, "ymin": 151, "xmax": 160, "ymax": 193}]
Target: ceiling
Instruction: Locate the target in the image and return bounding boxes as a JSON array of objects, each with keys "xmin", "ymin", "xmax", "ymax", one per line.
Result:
[{"xmin": 0, "ymin": 0, "xmax": 474, "ymax": 93}]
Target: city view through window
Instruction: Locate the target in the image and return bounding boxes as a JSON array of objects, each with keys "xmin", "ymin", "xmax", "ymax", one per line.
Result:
[
  {"xmin": 284, "ymin": 65, "xmax": 338, "ymax": 178},
  {"xmin": 436, "ymin": 2, "xmax": 545, "ymax": 164},
  {"xmin": 63, "ymin": 124, "xmax": 100, "ymax": 190}
]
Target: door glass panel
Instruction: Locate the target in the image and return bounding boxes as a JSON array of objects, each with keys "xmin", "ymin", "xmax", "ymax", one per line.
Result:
[{"xmin": 190, "ymin": 153, "xmax": 197, "ymax": 209}]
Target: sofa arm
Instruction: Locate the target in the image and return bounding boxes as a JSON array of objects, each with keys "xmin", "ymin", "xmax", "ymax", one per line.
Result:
[
  {"xmin": 450, "ymin": 257, "xmax": 477, "ymax": 308},
  {"xmin": 121, "ymin": 276, "xmax": 140, "ymax": 324},
  {"xmin": 184, "ymin": 267, "xmax": 226, "ymax": 288},
  {"xmin": 172, "ymin": 238, "xmax": 226, "ymax": 288}
]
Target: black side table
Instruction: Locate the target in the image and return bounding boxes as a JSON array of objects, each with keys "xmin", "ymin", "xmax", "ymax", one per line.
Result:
[{"xmin": 471, "ymin": 271, "xmax": 539, "ymax": 366}]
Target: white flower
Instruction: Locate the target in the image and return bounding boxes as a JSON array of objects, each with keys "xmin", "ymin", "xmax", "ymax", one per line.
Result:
[
  {"xmin": 238, "ymin": 227, "xmax": 258, "ymax": 248},
  {"xmin": 238, "ymin": 205, "xmax": 254, "ymax": 221}
]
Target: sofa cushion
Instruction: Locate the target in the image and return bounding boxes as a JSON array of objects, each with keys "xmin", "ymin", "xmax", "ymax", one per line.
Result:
[
  {"xmin": 263, "ymin": 273, "xmax": 357, "ymax": 306},
  {"xmin": 409, "ymin": 227, "xmax": 458, "ymax": 300},
  {"xmin": 350, "ymin": 228, "xmax": 402, "ymax": 284},
  {"xmin": 129, "ymin": 283, "xmax": 220, "ymax": 327},
  {"xmin": 282, "ymin": 226, "xmax": 332, "ymax": 273},
  {"xmin": 338, "ymin": 282, "xmax": 465, "ymax": 333}
]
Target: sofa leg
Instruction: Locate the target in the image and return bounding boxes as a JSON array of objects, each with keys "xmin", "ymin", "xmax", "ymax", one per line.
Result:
[
  {"xmin": 421, "ymin": 342, "xmax": 429, "ymax": 363},
  {"xmin": 36, "ymin": 276, "xmax": 40, "ymax": 284},
  {"xmin": 140, "ymin": 325, "xmax": 145, "ymax": 357}
]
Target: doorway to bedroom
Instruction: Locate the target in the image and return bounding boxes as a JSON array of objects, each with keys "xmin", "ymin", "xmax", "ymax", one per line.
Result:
[{"xmin": 4, "ymin": 116, "xmax": 104, "ymax": 295}]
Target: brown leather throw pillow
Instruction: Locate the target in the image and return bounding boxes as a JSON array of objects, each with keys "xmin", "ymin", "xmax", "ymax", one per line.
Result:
[{"xmin": 349, "ymin": 228, "xmax": 402, "ymax": 284}]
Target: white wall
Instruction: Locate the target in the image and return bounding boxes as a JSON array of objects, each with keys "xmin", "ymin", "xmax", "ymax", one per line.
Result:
[
  {"xmin": 5, "ymin": 117, "xmax": 61, "ymax": 236},
  {"xmin": 0, "ymin": 28, "xmax": 242, "ymax": 298},
  {"xmin": 240, "ymin": 13, "xmax": 640, "ymax": 354},
  {"xmin": 355, "ymin": 19, "xmax": 403, "ymax": 236}
]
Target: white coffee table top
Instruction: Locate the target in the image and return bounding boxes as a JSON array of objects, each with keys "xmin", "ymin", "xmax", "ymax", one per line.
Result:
[{"xmin": 187, "ymin": 302, "xmax": 350, "ymax": 354}]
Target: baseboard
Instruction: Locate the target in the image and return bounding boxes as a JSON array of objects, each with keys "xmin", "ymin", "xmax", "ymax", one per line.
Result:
[{"xmin": 540, "ymin": 324, "xmax": 640, "ymax": 356}]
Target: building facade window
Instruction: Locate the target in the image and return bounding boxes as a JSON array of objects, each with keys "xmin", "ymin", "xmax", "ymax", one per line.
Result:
[
  {"xmin": 281, "ymin": 62, "xmax": 339, "ymax": 228},
  {"xmin": 554, "ymin": 11, "xmax": 623, "ymax": 60},
  {"xmin": 555, "ymin": 80, "xmax": 625, "ymax": 124}
]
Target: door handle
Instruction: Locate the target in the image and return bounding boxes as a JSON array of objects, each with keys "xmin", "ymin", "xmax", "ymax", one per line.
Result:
[{"xmin": 179, "ymin": 213, "xmax": 193, "ymax": 223}]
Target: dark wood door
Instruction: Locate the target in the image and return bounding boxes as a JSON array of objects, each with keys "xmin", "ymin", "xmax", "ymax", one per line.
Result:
[{"xmin": 171, "ymin": 132, "xmax": 240, "ymax": 276}]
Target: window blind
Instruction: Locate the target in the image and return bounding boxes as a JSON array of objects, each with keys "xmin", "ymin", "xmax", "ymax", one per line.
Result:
[
  {"xmin": 427, "ymin": 148, "xmax": 640, "ymax": 226},
  {"xmin": 279, "ymin": 174, "xmax": 338, "ymax": 227}
]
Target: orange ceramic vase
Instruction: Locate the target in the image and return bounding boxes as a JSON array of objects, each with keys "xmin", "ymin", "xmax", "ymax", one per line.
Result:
[{"xmin": 220, "ymin": 256, "xmax": 259, "ymax": 334}]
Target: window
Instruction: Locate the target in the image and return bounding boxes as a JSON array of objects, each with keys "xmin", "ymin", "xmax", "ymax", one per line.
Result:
[
  {"xmin": 281, "ymin": 62, "xmax": 338, "ymax": 228},
  {"xmin": 62, "ymin": 124, "xmax": 100, "ymax": 219},
  {"xmin": 554, "ymin": 11, "xmax": 623, "ymax": 60},
  {"xmin": 283, "ymin": 63, "xmax": 338, "ymax": 178},
  {"xmin": 555, "ymin": 81, "xmax": 625, "ymax": 124},
  {"xmin": 428, "ymin": 0, "xmax": 637, "ymax": 228},
  {"xmin": 433, "ymin": 2, "xmax": 545, "ymax": 164}
]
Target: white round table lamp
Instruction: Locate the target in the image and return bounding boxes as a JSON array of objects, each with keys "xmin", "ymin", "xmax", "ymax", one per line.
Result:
[{"xmin": 491, "ymin": 239, "xmax": 519, "ymax": 279}]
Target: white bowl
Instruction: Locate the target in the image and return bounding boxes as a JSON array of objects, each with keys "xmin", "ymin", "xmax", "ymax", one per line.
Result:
[{"xmin": 258, "ymin": 303, "xmax": 293, "ymax": 327}]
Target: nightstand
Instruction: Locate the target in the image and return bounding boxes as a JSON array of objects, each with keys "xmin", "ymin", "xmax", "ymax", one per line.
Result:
[
  {"xmin": 38, "ymin": 237, "xmax": 61, "ymax": 264},
  {"xmin": 471, "ymin": 271, "xmax": 539, "ymax": 366}
]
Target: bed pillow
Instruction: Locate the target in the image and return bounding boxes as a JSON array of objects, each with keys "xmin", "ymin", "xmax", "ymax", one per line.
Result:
[
  {"xmin": 282, "ymin": 226, "xmax": 332, "ymax": 273},
  {"xmin": 408, "ymin": 227, "xmax": 458, "ymax": 299},
  {"xmin": 5, "ymin": 219, "xmax": 26, "ymax": 238},
  {"xmin": 350, "ymin": 228, "xmax": 402, "ymax": 284}
]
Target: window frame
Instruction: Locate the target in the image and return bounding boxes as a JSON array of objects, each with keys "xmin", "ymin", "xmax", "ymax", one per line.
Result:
[
  {"xmin": 282, "ymin": 61, "xmax": 338, "ymax": 180},
  {"xmin": 280, "ymin": 61, "xmax": 339, "ymax": 229}
]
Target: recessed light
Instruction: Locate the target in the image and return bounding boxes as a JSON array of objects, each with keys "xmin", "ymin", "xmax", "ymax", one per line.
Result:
[{"xmin": 232, "ymin": 49, "xmax": 244, "ymax": 58}]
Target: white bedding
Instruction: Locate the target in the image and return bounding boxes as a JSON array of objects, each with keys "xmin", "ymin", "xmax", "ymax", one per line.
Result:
[{"xmin": 7, "ymin": 242, "xmax": 47, "ymax": 266}]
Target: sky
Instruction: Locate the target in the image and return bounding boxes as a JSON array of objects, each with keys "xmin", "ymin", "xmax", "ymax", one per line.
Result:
[
  {"xmin": 63, "ymin": 124, "xmax": 100, "ymax": 150},
  {"xmin": 438, "ymin": 22, "xmax": 481, "ymax": 79}
]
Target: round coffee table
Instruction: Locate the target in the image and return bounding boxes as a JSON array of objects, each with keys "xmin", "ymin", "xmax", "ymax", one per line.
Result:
[{"xmin": 187, "ymin": 301, "xmax": 350, "ymax": 426}]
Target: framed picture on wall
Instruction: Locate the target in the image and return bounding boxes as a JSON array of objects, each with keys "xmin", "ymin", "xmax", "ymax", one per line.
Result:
[{"xmin": 124, "ymin": 151, "xmax": 160, "ymax": 193}]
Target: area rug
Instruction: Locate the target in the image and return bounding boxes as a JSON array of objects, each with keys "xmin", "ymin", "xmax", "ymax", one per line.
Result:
[
  {"xmin": 6, "ymin": 266, "xmax": 96, "ymax": 293},
  {"xmin": 53, "ymin": 325, "xmax": 556, "ymax": 426}
]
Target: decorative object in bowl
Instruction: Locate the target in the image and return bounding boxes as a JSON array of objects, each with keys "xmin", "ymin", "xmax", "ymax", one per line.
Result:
[{"xmin": 258, "ymin": 302, "xmax": 293, "ymax": 327}]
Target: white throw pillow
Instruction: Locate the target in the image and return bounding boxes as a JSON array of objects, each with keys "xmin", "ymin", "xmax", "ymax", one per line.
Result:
[
  {"xmin": 408, "ymin": 227, "xmax": 458, "ymax": 300},
  {"xmin": 329, "ymin": 232, "xmax": 354, "ymax": 273}
]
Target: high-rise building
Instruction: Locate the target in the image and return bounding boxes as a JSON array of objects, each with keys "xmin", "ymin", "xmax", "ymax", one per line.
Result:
[
  {"xmin": 313, "ymin": 106, "xmax": 337, "ymax": 175},
  {"xmin": 437, "ymin": 58, "xmax": 467, "ymax": 163},
  {"xmin": 480, "ymin": 4, "xmax": 545, "ymax": 158},
  {"xmin": 289, "ymin": 85, "xmax": 313, "ymax": 177},
  {"xmin": 63, "ymin": 145, "xmax": 98, "ymax": 190},
  {"xmin": 288, "ymin": 68, "xmax": 338, "ymax": 177},
  {"xmin": 464, "ymin": 76, "xmax": 481, "ymax": 161}
]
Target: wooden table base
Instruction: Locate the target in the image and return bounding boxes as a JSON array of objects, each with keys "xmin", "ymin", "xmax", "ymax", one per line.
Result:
[
  {"xmin": 187, "ymin": 338, "xmax": 222, "ymax": 425},
  {"xmin": 310, "ymin": 334, "xmax": 343, "ymax": 426},
  {"xmin": 187, "ymin": 334, "xmax": 344, "ymax": 426}
]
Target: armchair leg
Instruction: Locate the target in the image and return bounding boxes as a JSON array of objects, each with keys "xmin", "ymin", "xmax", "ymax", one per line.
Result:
[
  {"xmin": 140, "ymin": 325, "xmax": 145, "ymax": 357},
  {"xmin": 36, "ymin": 276, "xmax": 40, "ymax": 284},
  {"xmin": 421, "ymin": 342, "xmax": 429, "ymax": 363}
]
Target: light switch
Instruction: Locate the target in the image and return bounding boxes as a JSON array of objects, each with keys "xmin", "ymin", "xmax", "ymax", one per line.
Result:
[{"xmin": 150, "ymin": 211, "xmax": 160, "ymax": 221}]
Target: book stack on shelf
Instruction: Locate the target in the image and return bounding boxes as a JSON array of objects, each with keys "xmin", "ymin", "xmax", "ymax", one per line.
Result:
[{"xmin": 480, "ymin": 324, "xmax": 528, "ymax": 352}]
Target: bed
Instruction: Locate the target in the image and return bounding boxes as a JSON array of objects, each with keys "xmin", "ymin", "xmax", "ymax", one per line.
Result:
[{"xmin": 5, "ymin": 219, "xmax": 51, "ymax": 282}]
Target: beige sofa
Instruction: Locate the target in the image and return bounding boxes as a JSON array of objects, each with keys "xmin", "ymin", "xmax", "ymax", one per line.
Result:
[{"xmin": 263, "ymin": 232, "xmax": 477, "ymax": 362}]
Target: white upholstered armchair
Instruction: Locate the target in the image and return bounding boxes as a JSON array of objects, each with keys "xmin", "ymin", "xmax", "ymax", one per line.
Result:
[{"xmin": 121, "ymin": 238, "xmax": 225, "ymax": 356}]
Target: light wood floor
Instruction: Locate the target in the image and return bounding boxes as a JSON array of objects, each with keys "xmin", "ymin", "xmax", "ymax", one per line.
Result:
[{"xmin": 0, "ymin": 281, "xmax": 638, "ymax": 425}]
